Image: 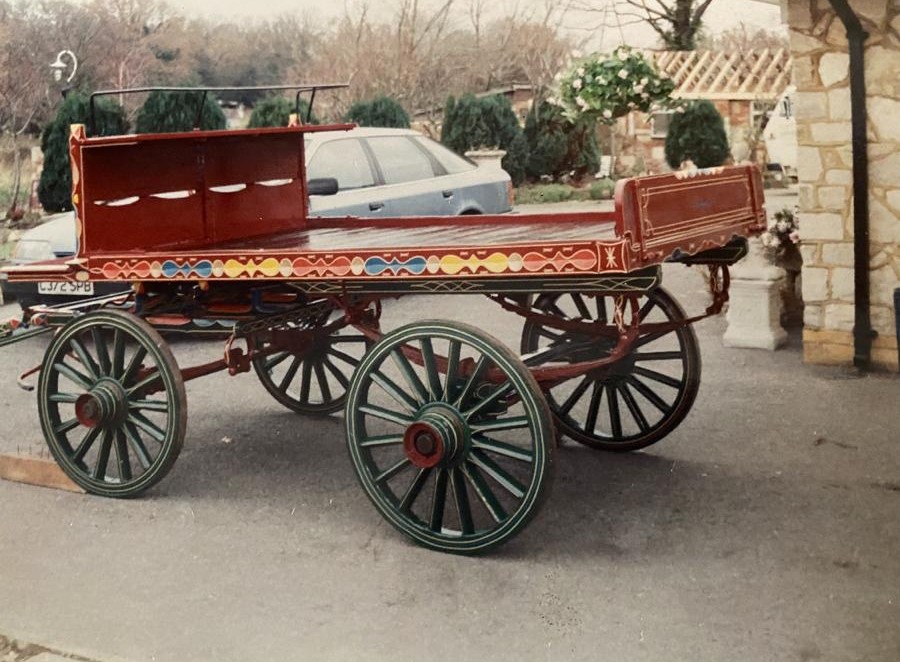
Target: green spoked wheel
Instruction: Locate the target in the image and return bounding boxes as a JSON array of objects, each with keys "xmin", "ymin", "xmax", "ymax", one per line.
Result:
[
  {"xmin": 37, "ymin": 310, "xmax": 186, "ymax": 497},
  {"xmin": 345, "ymin": 320, "xmax": 554, "ymax": 554},
  {"xmin": 520, "ymin": 288, "xmax": 701, "ymax": 452},
  {"xmin": 252, "ymin": 311, "xmax": 371, "ymax": 415}
]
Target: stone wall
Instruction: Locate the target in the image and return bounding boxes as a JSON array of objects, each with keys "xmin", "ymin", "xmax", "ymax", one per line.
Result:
[{"xmin": 786, "ymin": 0, "xmax": 899, "ymax": 370}]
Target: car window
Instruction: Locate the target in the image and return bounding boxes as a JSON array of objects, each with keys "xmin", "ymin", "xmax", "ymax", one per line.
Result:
[
  {"xmin": 415, "ymin": 137, "xmax": 476, "ymax": 175},
  {"xmin": 307, "ymin": 139, "xmax": 375, "ymax": 191},
  {"xmin": 366, "ymin": 136, "xmax": 436, "ymax": 185}
]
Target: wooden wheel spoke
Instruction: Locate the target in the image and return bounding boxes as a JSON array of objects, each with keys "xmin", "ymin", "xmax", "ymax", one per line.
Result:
[
  {"xmin": 625, "ymin": 376, "xmax": 671, "ymax": 414},
  {"xmin": 607, "ymin": 386, "xmax": 623, "ymax": 438},
  {"xmin": 633, "ymin": 350, "xmax": 683, "ymax": 362},
  {"xmin": 398, "ymin": 467, "xmax": 432, "ymax": 513},
  {"xmin": 91, "ymin": 430, "xmax": 113, "ymax": 480},
  {"xmin": 557, "ymin": 376, "xmax": 591, "ymax": 415},
  {"xmin": 373, "ymin": 457, "xmax": 410, "ymax": 485},
  {"xmin": 638, "ymin": 298, "xmax": 657, "ymax": 321},
  {"xmin": 322, "ymin": 357, "xmax": 350, "ymax": 389},
  {"xmin": 120, "ymin": 346, "xmax": 148, "ymax": 387},
  {"xmin": 115, "ymin": 430, "xmax": 133, "ymax": 481},
  {"xmin": 126, "ymin": 370, "xmax": 162, "ymax": 397},
  {"xmin": 53, "ymin": 362, "xmax": 93, "ymax": 391},
  {"xmin": 471, "ymin": 434, "xmax": 533, "ymax": 462},
  {"xmin": 419, "ymin": 338, "xmax": 443, "ymax": 400},
  {"xmin": 329, "ymin": 347, "xmax": 361, "ymax": 367},
  {"xmin": 123, "ymin": 422, "xmax": 154, "ymax": 469},
  {"xmin": 572, "ymin": 293, "xmax": 592, "ymax": 320},
  {"xmin": 278, "ymin": 357, "xmax": 302, "ymax": 392},
  {"xmin": 331, "ymin": 335, "xmax": 368, "ymax": 344},
  {"xmin": 264, "ymin": 351, "xmax": 290, "ymax": 371},
  {"xmin": 71, "ymin": 426, "xmax": 102, "ymax": 464},
  {"xmin": 635, "ymin": 328, "xmax": 677, "ymax": 348},
  {"xmin": 429, "ymin": 469, "xmax": 448, "ymax": 532},
  {"xmin": 443, "ymin": 339, "xmax": 461, "ymax": 401},
  {"xmin": 112, "ymin": 329, "xmax": 126, "ymax": 377},
  {"xmin": 359, "ymin": 404, "xmax": 414, "ymax": 426},
  {"xmin": 633, "ymin": 365, "xmax": 682, "ymax": 389},
  {"xmin": 313, "ymin": 361, "xmax": 331, "ymax": 403},
  {"xmin": 585, "ymin": 383, "xmax": 604, "ymax": 433},
  {"xmin": 91, "ymin": 328, "xmax": 112, "ymax": 375},
  {"xmin": 463, "ymin": 381, "xmax": 513, "ymax": 420},
  {"xmin": 128, "ymin": 411, "xmax": 166, "ymax": 443},
  {"xmin": 49, "ymin": 392, "xmax": 79, "ymax": 404},
  {"xmin": 128, "ymin": 399, "xmax": 169, "ymax": 413},
  {"xmin": 619, "ymin": 382, "xmax": 650, "ymax": 432},
  {"xmin": 462, "ymin": 462, "xmax": 507, "ymax": 524},
  {"xmin": 469, "ymin": 415, "xmax": 529, "ymax": 433},
  {"xmin": 69, "ymin": 338, "xmax": 100, "ymax": 382},
  {"xmin": 390, "ymin": 349, "xmax": 429, "ymax": 405},
  {"xmin": 450, "ymin": 467, "xmax": 475, "ymax": 535},
  {"xmin": 469, "ymin": 449, "xmax": 526, "ymax": 499},
  {"xmin": 298, "ymin": 360, "xmax": 313, "ymax": 404},
  {"xmin": 454, "ymin": 354, "xmax": 490, "ymax": 410},
  {"xmin": 54, "ymin": 417, "xmax": 81, "ymax": 435},
  {"xmin": 370, "ymin": 371, "xmax": 420, "ymax": 413},
  {"xmin": 359, "ymin": 434, "xmax": 405, "ymax": 448}
]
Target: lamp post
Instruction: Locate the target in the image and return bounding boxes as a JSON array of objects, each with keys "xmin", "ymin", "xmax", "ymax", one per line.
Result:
[{"xmin": 49, "ymin": 50, "xmax": 78, "ymax": 98}]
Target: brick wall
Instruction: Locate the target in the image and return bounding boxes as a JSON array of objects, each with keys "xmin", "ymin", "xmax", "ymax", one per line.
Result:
[{"xmin": 786, "ymin": 0, "xmax": 899, "ymax": 370}]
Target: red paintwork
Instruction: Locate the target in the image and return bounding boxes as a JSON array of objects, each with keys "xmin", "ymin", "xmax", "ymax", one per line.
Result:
[{"xmin": 3, "ymin": 121, "xmax": 765, "ymax": 286}]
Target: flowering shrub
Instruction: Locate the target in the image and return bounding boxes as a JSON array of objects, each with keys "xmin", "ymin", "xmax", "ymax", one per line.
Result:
[
  {"xmin": 554, "ymin": 47, "xmax": 675, "ymax": 124},
  {"xmin": 761, "ymin": 207, "xmax": 801, "ymax": 262}
]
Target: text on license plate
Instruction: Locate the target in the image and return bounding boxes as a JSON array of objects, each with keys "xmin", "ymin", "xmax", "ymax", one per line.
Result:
[{"xmin": 38, "ymin": 281, "xmax": 95, "ymax": 296}]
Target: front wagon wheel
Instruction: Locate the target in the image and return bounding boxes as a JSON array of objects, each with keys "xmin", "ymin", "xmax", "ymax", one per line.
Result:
[
  {"xmin": 345, "ymin": 320, "xmax": 554, "ymax": 554},
  {"xmin": 37, "ymin": 310, "xmax": 186, "ymax": 497}
]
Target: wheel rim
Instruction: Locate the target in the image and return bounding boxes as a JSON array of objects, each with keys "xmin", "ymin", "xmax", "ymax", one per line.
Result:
[
  {"xmin": 38, "ymin": 311, "xmax": 186, "ymax": 497},
  {"xmin": 253, "ymin": 309, "xmax": 370, "ymax": 415},
  {"xmin": 521, "ymin": 289, "xmax": 700, "ymax": 452},
  {"xmin": 346, "ymin": 321, "xmax": 553, "ymax": 554}
]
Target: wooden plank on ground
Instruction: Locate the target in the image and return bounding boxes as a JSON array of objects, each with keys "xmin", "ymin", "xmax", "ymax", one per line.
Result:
[{"xmin": 0, "ymin": 454, "xmax": 83, "ymax": 493}]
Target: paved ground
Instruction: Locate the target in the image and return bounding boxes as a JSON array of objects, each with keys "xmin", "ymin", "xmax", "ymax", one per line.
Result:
[{"xmin": 0, "ymin": 258, "xmax": 898, "ymax": 661}]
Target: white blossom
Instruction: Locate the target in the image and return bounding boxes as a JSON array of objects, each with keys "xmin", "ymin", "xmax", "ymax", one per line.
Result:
[
  {"xmin": 617, "ymin": 68, "xmax": 629, "ymax": 80},
  {"xmin": 602, "ymin": 109, "xmax": 613, "ymax": 119},
  {"xmin": 596, "ymin": 77, "xmax": 607, "ymax": 86},
  {"xmin": 572, "ymin": 78, "xmax": 583, "ymax": 90},
  {"xmin": 576, "ymin": 96, "xmax": 588, "ymax": 109},
  {"xmin": 577, "ymin": 67, "xmax": 586, "ymax": 77},
  {"xmin": 640, "ymin": 77, "xmax": 649, "ymax": 86},
  {"xmin": 633, "ymin": 84, "xmax": 644, "ymax": 94}
]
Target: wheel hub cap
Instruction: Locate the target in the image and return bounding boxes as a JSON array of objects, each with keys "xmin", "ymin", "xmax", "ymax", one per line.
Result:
[
  {"xmin": 74, "ymin": 380, "xmax": 126, "ymax": 428},
  {"xmin": 403, "ymin": 406, "xmax": 467, "ymax": 469}
]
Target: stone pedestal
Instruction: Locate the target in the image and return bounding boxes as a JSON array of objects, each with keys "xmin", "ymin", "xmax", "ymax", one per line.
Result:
[
  {"xmin": 464, "ymin": 149, "xmax": 507, "ymax": 171},
  {"xmin": 723, "ymin": 237, "xmax": 788, "ymax": 350}
]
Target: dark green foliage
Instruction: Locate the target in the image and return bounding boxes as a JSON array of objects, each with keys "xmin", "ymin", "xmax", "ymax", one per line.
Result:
[
  {"xmin": 135, "ymin": 91, "xmax": 226, "ymax": 134},
  {"xmin": 441, "ymin": 94, "xmax": 528, "ymax": 186},
  {"xmin": 345, "ymin": 96, "xmax": 410, "ymax": 128},
  {"xmin": 524, "ymin": 100, "xmax": 600, "ymax": 181},
  {"xmin": 38, "ymin": 94, "xmax": 128, "ymax": 213},
  {"xmin": 248, "ymin": 97, "xmax": 318, "ymax": 127},
  {"xmin": 664, "ymin": 100, "xmax": 730, "ymax": 169}
]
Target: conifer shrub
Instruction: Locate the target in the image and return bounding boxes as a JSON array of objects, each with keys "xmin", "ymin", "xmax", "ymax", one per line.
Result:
[
  {"xmin": 38, "ymin": 94, "xmax": 128, "ymax": 213},
  {"xmin": 664, "ymin": 100, "xmax": 730, "ymax": 169}
]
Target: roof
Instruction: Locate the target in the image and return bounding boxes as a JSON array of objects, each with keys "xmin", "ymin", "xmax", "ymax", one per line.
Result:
[{"xmin": 651, "ymin": 49, "xmax": 792, "ymax": 101}]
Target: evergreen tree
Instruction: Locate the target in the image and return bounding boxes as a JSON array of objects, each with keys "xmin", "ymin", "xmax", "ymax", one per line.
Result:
[
  {"xmin": 38, "ymin": 94, "xmax": 128, "ymax": 213},
  {"xmin": 345, "ymin": 96, "xmax": 410, "ymax": 128},
  {"xmin": 441, "ymin": 94, "xmax": 529, "ymax": 186},
  {"xmin": 664, "ymin": 100, "xmax": 730, "ymax": 169},
  {"xmin": 524, "ymin": 100, "xmax": 600, "ymax": 181},
  {"xmin": 135, "ymin": 90, "xmax": 226, "ymax": 134},
  {"xmin": 248, "ymin": 97, "xmax": 318, "ymax": 127}
]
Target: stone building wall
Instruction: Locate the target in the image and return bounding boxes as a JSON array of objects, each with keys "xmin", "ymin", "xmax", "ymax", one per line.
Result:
[{"xmin": 786, "ymin": 0, "xmax": 899, "ymax": 370}]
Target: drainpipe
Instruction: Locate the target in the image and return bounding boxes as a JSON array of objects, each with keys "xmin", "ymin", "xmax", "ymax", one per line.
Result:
[{"xmin": 827, "ymin": 0, "xmax": 873, "ymax": 370}]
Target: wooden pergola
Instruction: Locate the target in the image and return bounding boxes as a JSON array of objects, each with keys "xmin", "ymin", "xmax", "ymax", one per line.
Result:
[{"xmin": 651, "ymin": 49, "xmax": 793, "ymax": 101}]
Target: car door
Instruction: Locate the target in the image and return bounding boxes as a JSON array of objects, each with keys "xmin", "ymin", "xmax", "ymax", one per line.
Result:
[
  {"xmin": 306, "ymin": 138, "xmax": 382, "ymax": 217},
  {"xmin": 363, "ymin": 136, "xmax": 450, "ymax": 216}
]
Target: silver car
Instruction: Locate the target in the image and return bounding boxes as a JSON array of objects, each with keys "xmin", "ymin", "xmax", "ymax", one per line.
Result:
[{"xmin": 306, "ymin": 127, "xmax": 513, "ymax": 216}]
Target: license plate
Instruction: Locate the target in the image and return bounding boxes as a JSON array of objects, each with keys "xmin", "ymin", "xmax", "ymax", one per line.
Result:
[{"xmin": 38, "ymin": 281, "xmax": 95, "ymax": 296}]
